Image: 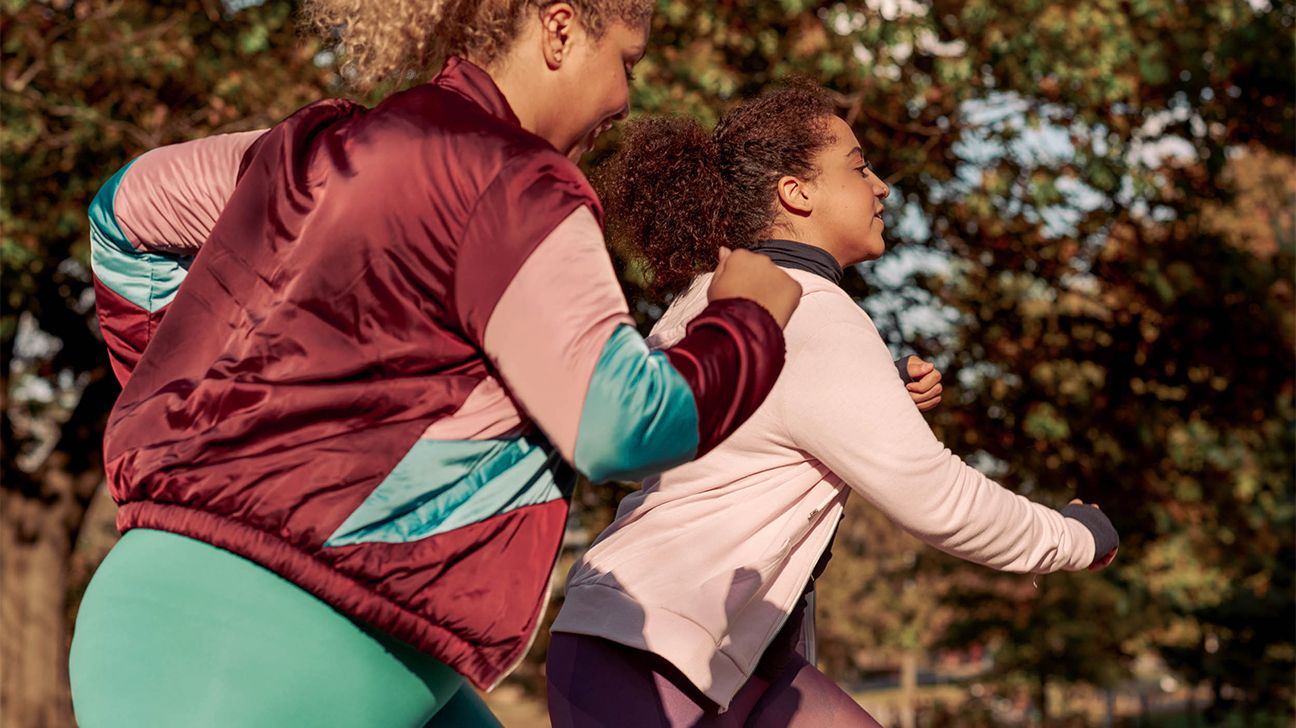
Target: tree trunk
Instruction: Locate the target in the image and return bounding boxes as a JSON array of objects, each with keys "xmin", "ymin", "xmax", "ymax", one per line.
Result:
[
  {"xmin": 1035, "ymin": 672, "xmax": 1049, "ymax": 728},
  {"xmin": 1205, "ymin": 674, "xmax": 1223, "ymax": 723},
  {"xmin": 0, "ymin": 466, "xmax": 96, "ymax": 728},
  {"xmin": 898, "ymin": 649, "xmax": 918, "ymax": 728},
  {"xmin": 1, "ymin": 374, "xmax": 118, "ymax": 728}
]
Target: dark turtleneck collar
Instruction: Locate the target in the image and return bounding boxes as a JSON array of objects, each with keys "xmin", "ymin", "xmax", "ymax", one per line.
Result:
[
  {"xmin": 751, "ymin": 239, "xmax": 844, "ymax": 286},
  {"xmin": 432, "ymin": 56, "xmax": 520, "ymax": 126}
]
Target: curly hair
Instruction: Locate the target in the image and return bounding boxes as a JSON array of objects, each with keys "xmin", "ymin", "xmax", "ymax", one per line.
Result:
[
  {"xmin": 597, "ymin": 79, "xmax": 838, "ymax": 295},
  {"xmin": 303, "ymin": 0, "xmax": 654, "ymax": 91}
]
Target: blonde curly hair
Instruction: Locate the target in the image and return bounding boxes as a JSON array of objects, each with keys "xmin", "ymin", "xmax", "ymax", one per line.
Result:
[{"xmin": 303, "ymin": 0, "xmax": 653, "ymax": 91}]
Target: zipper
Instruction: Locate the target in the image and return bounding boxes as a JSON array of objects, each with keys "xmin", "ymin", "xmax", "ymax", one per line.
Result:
[
  {"xmin": 490, "ymin": 564, "xmax": 559, "ymax": 691},
  {"xmin": 742, "ymin": 493, "xmax": 845, "ymax": 685},
  {"xmin": 785, "ymin": 489, "xmax": 843, "ymax": 553}
]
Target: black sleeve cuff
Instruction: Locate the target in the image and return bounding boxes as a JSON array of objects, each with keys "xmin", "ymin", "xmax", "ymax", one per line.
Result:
[
  {"xmin": 895, "ymin": 355, "xmax": 914, "ymax": 384},
  {"xmin": 1061, "ymin": 503, "xmax": 1119, "ymax": 564}
]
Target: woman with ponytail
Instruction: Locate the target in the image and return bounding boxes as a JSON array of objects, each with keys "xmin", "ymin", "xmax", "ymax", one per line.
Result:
[
  {"xmin": 69, "ymin": 3, "xmax": 804, "ymax": 726},
  {"xmin": 547, "ymin": 81, "xmax": 1120, "ymax": 727}
]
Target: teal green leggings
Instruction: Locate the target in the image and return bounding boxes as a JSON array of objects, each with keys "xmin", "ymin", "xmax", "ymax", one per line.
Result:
[{"xmin": 70, "ymin": 529, "xmax": 502, "ymax": 728}]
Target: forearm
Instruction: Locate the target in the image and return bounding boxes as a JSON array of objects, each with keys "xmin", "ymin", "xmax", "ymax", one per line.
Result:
[
  {"xmin": 789, "ymin": 322, "xmax": 1103, "ymax": 573},
  {"xmin": 483, "ymin": 207, "xmax": 785, "ymax": 483},
  {"xmin": 572, "ymin": 297, "xmax": 783, "ymax": 482},
  {"xmin": 661, "ymin": 298, "xmax": 784, "ymax": 457},
  {"xmin": 885, "ymin": 455, "xmax": 1099, "ymax": 572}
]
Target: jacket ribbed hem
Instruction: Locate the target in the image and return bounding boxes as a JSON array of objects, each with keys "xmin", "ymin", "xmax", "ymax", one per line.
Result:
[
  {"xmin": 551, "ymin": 582, "xmax": 752, "ymax": 707},
  {"xmin": 116, "ymin": 500, "xmax": 513, "ymax": 690}
]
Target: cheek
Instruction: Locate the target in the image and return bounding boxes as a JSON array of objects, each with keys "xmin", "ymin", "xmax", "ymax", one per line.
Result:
[
  {"xmin": 858, "ymin": 179, "xmax": 878, "ymax": 204},
  {"xmin": 842, "ymin": 180, "xmax": 874, "ymax": 217},
  {"xmin": 580, "ymin": 83, "xmax": 618, "ymax": 130},
  {"xmin": 602, "ymin": 51, "xmax": 631, "ymax": 108},
  {"xmin": 572, "ymin": 57, "xmax": 618, "ymax": 113},
  {"xmin": 603, "ymin": 72, "xmax": 628, "ymax": 112}
]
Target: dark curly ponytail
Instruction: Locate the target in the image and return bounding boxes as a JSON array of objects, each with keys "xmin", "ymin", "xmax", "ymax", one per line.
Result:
[{"xmin": 596, "ymin": 79, "xmax": 838, "ymax": 295}]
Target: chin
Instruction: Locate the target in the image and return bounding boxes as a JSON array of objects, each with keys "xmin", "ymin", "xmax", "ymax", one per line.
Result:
[
  {"xmin": 566, "ymin": 142, "xmax": 591, "ymax": 162},
  {"xmin": 857, "ymin": 239, "xmax": 886, "ymax": 262}
]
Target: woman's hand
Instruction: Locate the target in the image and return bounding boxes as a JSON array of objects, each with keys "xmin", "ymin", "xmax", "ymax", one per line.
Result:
[
  {"xmin": 905, "ymin": 356, "xmax": 943, "ymax": 412},
  {"xmin": 1068, "ymin": 498, "xmax": 1119, "ymax": 571},
  {"xmin": 707, "ymin": 247, "xmax": 802, "ymax": 328}
]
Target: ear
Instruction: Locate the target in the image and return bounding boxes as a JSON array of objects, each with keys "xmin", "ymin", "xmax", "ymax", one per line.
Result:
[
  {"xmin": 540, "ymin": 3, "xmax": 577, "ymax": 70},
  {"xmin": 776, "ymin": 175, "xmax": 814, "ymax": 217}
]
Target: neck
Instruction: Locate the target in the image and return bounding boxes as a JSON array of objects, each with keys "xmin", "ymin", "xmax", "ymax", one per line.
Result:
[
  {"xmin": 771, "ymin": 224, "xmax": 852, "ymax": 268},
  {"xmin": 753, "ymin": 239, "xmax": 845, "ymax": 286},
  {"xmin": 483, "ymin": 63, "xmax": 540, "ymax": 135},
  {"xmin": 478, "ymin": 53, "xmax": 557, "ymax": 148}
]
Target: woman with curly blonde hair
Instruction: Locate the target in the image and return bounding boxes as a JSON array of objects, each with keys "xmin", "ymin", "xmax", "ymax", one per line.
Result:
[{"xmin": 68, "ymin": 3, "xmax": 803, "ymax": 726}]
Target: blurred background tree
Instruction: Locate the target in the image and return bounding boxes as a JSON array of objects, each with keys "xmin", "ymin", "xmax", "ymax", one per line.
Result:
[
  {"xmin": 2, "ymin": 2, "xmax": 337, "ymax": 723},
  {"xmin": 2, "ymin": 0, "xmax": 1291, "ymax": 726}
]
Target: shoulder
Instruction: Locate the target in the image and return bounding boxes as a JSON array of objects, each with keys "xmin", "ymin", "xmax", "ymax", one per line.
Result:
[
  {"xmin": 306, "ymin": 86, "xmax": 599, "ymax": 226},
  {"xmin": 646, "ymin": 274, "xmax": 714, "ymax": 347},
  {"xmin": 484, "ymin": 145, "xmax": 594, "ymax": 208},
  {"xmin": 784, "ymin": 277, "xmax": 874, "ymax": 338},
  {"xmin": 777, "ymin": 284, "xmax": 893, "ymax": 381},
  {"xmin": 378, "ymin": 85, "xmax": 590, "ymax": 193}
]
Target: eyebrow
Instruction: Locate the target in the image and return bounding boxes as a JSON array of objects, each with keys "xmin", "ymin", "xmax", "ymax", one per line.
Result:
[{"xmin": 846, "ymin": 146, "xmax": 863, "ymax": 159}]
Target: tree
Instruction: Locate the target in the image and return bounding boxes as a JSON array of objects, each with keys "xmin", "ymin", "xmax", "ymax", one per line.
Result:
[{"xmin": 1, "ymin": 3, "xmax": 336, "ymax": 724}]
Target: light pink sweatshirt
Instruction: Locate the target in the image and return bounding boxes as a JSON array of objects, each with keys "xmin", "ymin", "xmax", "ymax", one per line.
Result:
[{"xmin": 552, "ymin": 268, "xmax": 1100, "ymax": 707}]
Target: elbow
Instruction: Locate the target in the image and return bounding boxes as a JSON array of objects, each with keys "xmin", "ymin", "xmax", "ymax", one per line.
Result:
[
  {"xmin": 573, "ymin": 335, "xmax": 703, "ymax": 483},
  {"xmin": 574, "ymin": 426, "xmax": 697, "ymax": 484},
  {"xmin": 87, "ymin": 179, "xmax": 116, "ymax": 245},
  {"xmin": 574, "ymin": 439, "xmax": 629, "ymax": 483},
  {"xmin": 88, "ymin": 162, "xmax": 134, "ymax": 254},
  {"xmin": 89, "ymin": 166, "xmax": 123, "ymax": 218},
  {"xmin": 576, "ymin": 451, "xmax": 638, "ymax": 485}
]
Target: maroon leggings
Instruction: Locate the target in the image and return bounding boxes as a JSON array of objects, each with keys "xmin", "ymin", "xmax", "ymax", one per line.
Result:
[{"xmin": 546, "ymin": 632, "xmax": 883, "ymax": 727}]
